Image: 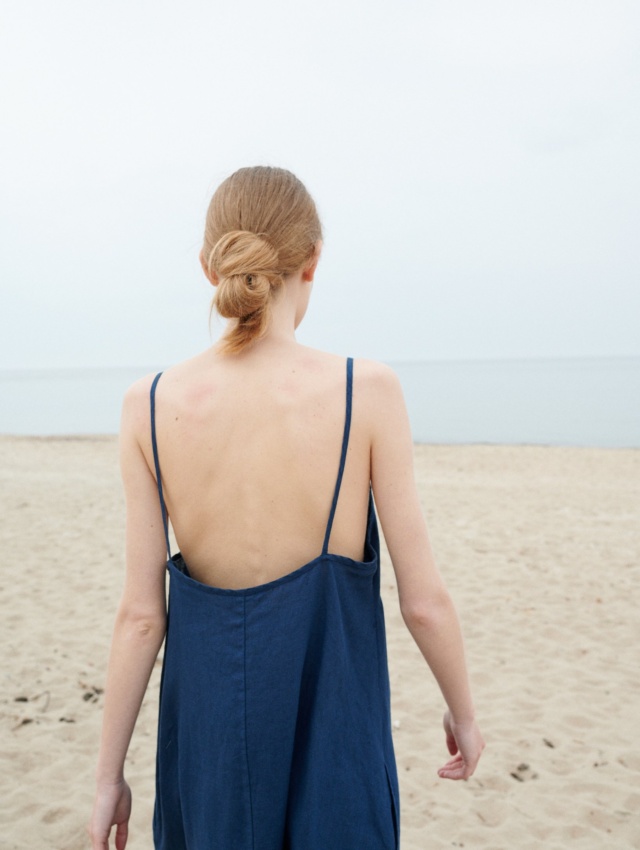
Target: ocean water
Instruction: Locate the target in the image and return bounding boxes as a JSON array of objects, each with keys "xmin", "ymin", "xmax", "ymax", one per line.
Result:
[{"xmin": 0, "ymin": 357, "xmax": 638, "ymax": 448}]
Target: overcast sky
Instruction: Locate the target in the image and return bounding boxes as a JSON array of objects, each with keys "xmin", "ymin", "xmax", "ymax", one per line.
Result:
[{"xmin": 1, "ymin": 0, "xmax": 638, "ymax": 369}]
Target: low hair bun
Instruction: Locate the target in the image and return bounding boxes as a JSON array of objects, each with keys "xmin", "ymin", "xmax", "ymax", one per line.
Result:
[{"xmin": 211, "ymin": 230, "xmax": 283, "ymax": 321}]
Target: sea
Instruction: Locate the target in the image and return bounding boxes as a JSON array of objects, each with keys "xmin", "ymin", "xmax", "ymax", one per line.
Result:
[{"xmin": 0, "ymin": 356, "xmax": 638, "ymax": 448}]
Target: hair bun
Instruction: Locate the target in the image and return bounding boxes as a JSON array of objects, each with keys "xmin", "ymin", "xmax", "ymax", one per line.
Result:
[
  {"xmin": 211, "ymin": 230, "xmax": 283, "ymax": 320},
  {"xmin": 211, "ymin": 230, "xmax": 280, "ymax": 279}
]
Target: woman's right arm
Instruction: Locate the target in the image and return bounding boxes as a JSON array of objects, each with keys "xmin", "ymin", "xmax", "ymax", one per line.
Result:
[
  {"xmin": 364, "ymin": 360, "xmax": 485, "ymax": 780},
  {"xmin": 89, "ymin": 378, "xmax": 169, "ymax": 847}
]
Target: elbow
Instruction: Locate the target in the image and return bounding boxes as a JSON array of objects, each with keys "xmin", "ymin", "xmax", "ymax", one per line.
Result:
[
  {"xmin": 132, "ymin": 617, "xmax": 166, "ymax": 639},
  {"xmin": 401, "ymin": 588, "xmax": 454, "ymax": 629},
  {"xmin": 116, "ymin": 605, "xmax": 166, "ymax": 640}
]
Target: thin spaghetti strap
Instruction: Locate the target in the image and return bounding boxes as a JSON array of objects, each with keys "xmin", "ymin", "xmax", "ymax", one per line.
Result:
[
  {"xmin": 322, "ymin": 357, "xmax": 354, "ymax": 555},
  {"xmin": 150, "ymin": 371, "xmax": 172, "ymax": 561}
]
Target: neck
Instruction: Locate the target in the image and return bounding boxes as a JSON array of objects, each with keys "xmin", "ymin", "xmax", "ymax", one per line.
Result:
[{"xmin": 216, "ymin": 270, "xmax": 309, "ymax": 355}]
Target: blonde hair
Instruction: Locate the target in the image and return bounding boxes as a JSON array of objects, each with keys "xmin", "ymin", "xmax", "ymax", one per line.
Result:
[{"xmin": 203, "ymin": 166, "xmax": 323, "ymax": 355}]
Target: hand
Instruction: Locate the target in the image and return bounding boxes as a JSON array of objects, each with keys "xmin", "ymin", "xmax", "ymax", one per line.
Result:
[
  {"xmin": 437, "ymin": 710, "xmax": 485, "ymax": 780},
  {"xmin": 88, "ymin": 779, "xmax": 132, "ymax": 850}
]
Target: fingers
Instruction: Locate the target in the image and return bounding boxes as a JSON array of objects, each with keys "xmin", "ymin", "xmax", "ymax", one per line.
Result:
[
  {"xmin": 88, "ymin": 820, "xmax": 127, "ymax": 850},
  {"xmin": 439, "ymin": 753, "xmax": 463, "ymax": 771},
  {"xmin": 442, "ymin": 711, "xmax": 457, "ymax": 755},
  {"xmin": 445, "ymin": 731, "xmax": 457, "ymax": 755},
  {"xmin": 86, "ymin": 822, "xmax": 108, "ymax": 850},
  {"xmin": 437, "ymin": 752, "xmax": 475, "ymax": 781},
  {"xmin": 438, "ymin": 763, "xmax": 472, "ymax": 780},
  {"xmin": 115, "ymin": 820, "xmax": 128, "ymax": 850}
]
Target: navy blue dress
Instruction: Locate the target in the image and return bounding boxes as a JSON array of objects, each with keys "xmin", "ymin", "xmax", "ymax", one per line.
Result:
[{"xmin": 149, "ymin": 357, "xmax": 400, "ymax": 849}]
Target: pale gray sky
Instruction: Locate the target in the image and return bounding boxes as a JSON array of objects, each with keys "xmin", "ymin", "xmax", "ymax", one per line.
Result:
[{"xmin": 1, "ymin": 0, "xmax": 638, "ymax": 369}]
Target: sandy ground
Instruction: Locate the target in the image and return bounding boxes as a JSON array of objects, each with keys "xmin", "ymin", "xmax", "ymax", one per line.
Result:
[{"xmin": 1, "ymin": 436, "xmax": 638, "ymax": 849}]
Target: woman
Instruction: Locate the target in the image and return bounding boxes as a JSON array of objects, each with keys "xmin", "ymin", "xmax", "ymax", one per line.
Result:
[{"xmin": 89, "ymin": 166, "xmax": 484, "ymax": 849}]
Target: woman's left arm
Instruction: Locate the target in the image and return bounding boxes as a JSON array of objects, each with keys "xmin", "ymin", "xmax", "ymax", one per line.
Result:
[{"xmin": 89, "ymin": 378, "xmax": 169, "ymax": 849}]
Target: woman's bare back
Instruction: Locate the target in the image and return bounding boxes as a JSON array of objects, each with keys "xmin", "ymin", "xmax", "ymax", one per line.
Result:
[{"xmin": 143, "ymin": 343, "xmax": 374, "ymax": 590}]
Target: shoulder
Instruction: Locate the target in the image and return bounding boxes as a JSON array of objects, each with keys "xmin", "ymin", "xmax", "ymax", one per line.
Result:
[
  {"xmin": 119, "ymin": 370, "xmax": 165, "ymax": 446},
  {"xmin": 298, "ymin": 344, "xmax": 401, "ymax": 392},
  {"xmin": 348, "ymin": 358, "xmax": 408, "ymax": 444},
  {"xmin": 295, "ymin": 347, "xmax": 404, "ymax": 404},
  {"xmin": 122, "ymin": 370, "xmax": 163, "ymax": 409},
  {"xmin": 352, "ymin": 357, "xmax": 400, "ymax": 386},
  {"xmin": 352, "ymin": 357, "xmax": 405, "ymax": 406}
]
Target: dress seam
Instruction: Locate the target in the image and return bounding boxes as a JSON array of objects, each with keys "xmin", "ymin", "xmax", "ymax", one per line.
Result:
[{"xmin": 243, "ymin": 595, "xmax": 256, "ymax": 849}]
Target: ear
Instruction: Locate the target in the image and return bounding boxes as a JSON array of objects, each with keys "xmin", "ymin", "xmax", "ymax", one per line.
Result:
[
  {"xmin": 199, "ymin": 249, "xmax": 219, "ymax": 286},
  {"xmin": 301, "ymin": 240, "xmax": 322, "ymax": 283}
]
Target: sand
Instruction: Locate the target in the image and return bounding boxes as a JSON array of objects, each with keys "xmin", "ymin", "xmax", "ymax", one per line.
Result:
[{"xmin": 1, "ymin": 436, "xmax": 638, "ymax": 849}]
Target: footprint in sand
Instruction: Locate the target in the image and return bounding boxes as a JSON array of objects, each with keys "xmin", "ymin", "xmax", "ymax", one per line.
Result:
[{"xmin": 510, "ymin": 762, "xmax": 538, "ymax": 782}]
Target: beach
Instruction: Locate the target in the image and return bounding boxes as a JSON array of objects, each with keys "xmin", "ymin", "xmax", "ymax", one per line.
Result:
[{"xmin": 1, "ymin": 436, "xmax": 638, "ymax": 849}]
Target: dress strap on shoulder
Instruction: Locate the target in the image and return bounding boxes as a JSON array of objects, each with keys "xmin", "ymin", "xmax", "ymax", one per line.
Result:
[
  {"xmin": 322, "ymin": 357, "xmax": 354, "ymax": 555},
  {"xmin": 150, "ymin": 371, "xmax": 172, "ymax": 561}
]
